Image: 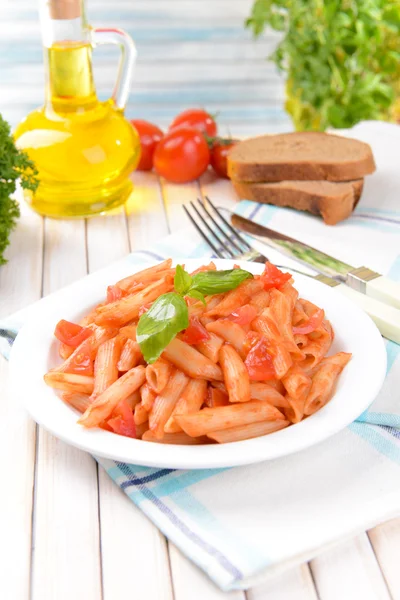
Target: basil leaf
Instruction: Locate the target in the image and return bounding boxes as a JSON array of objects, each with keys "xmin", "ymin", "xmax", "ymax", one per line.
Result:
[
  {"xmin": 174, "ymin": 264, "xmax": 192, "ymax": 295},
  {"xmin": 190, "ymin": 269, "xmax": 253, "ymax": 295},
  {"xmin": 186, "ymin": 289, "xmax": 206, "ymax": 306},
  {"xmin": 137, "ymin": 292, "xmax": 189, "ymax": 364}
]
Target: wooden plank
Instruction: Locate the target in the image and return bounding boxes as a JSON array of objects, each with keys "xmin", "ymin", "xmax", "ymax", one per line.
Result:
[
  {"xmin": 160, "ymin": 178, "xmax": 201, "ymax": 233},
  {"xmin": 86, "ymin": 208, "xmax": 130, "ymax": 272},
  {"xmin": 0, "ymin": 198, "xmax": 42, "ymax": 600},
  {"xmin": 0, "ymin": 198, "xmax": 43, "ymax": 317},
  {"xmin": 169, "ymin": 542, "xmax": 245, "ymax": 600},
  {"xmin": 247, "ymin": 565, "xmax": 318, "ymax": 600},
  {"xmin": 126, "ymin": 171, "xmax": 169, "ymax": 247},
  {"xmin": 99, "ymin": 468, "xmax": 174, "ymax": 600},
  {"xmin": 310, "ymin": 534, "xmax": 391, "ymax": 600},
  {"xmin": 368, "ymin": 518, "xmax": 400, "ymax": 599},
  {"xmin": 31, "ymin": 218, "xmax": 102, "ymax": 600}
]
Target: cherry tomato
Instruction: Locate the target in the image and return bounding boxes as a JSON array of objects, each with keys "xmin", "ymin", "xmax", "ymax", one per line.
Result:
[
  {"xmin": 210, "ymin": 138, "xmax": 238, "ymax": 178},
  {"xmin": 181, "ymin": 316, "xmax": 210, "ymax": 345},
  {"xmin": 260, "ymin": 263, "xmax": 292, "ymax": 290},
  {"xmin": 108, "ymin": 399, "xmax": 136, "ymax": 438},
  {"xmin": 244, "ymin": 337, "xmax": 276, "ymax": 381},
  {"xmin": 205, "ymin": 387, "xmax": 230, "ymax": 408},
  {"xmin": 54, "ymin": 319, "xmax": 92, "ymax": 348},
  {"xmin": 106, "ymin": 285, "xmax": 126, "ymax": 304},
  {"xmin": 153, "ymin": 127, "xmax": 210, "ymax": 183},
  {"xmin": 169, "ymin": 108, "xmax": 217, "ymax": 137},
  {"xmin": 293, "ymin": 308, "xmax": 325, "ymax": 335},
  {"xmin": 226, "ymin": 304, "xmax": 258, "ymax": 327},
  {"xmin": 130, "ymin": 120, "xmax": 164, "ymax": 171}
]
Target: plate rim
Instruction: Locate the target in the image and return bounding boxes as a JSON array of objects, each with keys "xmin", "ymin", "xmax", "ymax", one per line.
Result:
[{"xmin": 9, "ymin": 258, "xmax": 387, "ymax": 469}]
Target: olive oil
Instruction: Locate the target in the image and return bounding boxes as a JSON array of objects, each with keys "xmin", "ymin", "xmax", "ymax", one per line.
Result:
[{"xmin": 14, "ymin": 41, "xmax": 140, "ymax": 217}]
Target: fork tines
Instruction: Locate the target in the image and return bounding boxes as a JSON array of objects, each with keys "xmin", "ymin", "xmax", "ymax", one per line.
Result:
[{"xmin": 183, "ymin": 197, "xmax": 252, "ymax": 259}]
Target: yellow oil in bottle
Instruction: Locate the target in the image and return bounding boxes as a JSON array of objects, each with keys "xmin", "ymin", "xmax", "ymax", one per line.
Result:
[{"xmin": 14, "ymin": 42, "xmax": 140, "ymax": 218}]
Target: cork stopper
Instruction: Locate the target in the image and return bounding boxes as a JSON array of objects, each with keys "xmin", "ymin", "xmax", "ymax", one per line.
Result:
[{"xmin": 49, "ymin": 0, "xmax": 81, "ymax": 19}]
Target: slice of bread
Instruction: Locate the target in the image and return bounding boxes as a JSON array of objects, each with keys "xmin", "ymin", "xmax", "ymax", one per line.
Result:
[
  {"xmin": 232, "ymin": 179, "xmax": 364, "ymax": 225},
  {"xmin": 227, "ymin": 132, "xmax": 375, "ymax": 183}
]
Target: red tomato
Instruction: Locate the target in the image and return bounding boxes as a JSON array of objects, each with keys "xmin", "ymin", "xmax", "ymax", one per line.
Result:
[
  {"xmin": 108, "ymin": 399, "xmax": 136, "ymax": 438},
  {"xmin": 153, "ymin": 127, "xmax": 210, "ymax": 183},
  {"xmin": 130, "ymin": 119, "xmax": 164, "ymax": 171},
  {"xmin": 244, "ymin": 337, "xmax": 276, "ymax": 381},
  {"xmin": 138, "ymin": 302, "xmax": 153, "ymax": 317},
  {"xmin": 54, "ymin": 319, "xmax": 92, "ymax": 348},
  {"xmin": 293, "ymin": 308, "xmax": 325, "ymax": 335},
  {"xmin": 210, "ymin": 138, "xmax": 238, "ymax": 178},
  {"xmin": 106, "ymin": 285, "xmax": 126, "ymax": 304},
  {"xmin": 68, "ymin": 351, "xmax": 93, "ymax": 376},
  {"xmin": 227, "ymin": 304, "xmax": 258, "ymax": 326},
  {"xmin": 169, "ymin": 109, "xmax": 217, "ymax": 137},
  {"xmin": 181, "ymin": 316, "xmax": 210, "ymax": 345},
  {"xmin": 205, "ymin": 387, "xmax": 230, "ymax": 407},
  {"xmin": 260, "ymin": 263, "xmax": 292, "ymax": 290}
]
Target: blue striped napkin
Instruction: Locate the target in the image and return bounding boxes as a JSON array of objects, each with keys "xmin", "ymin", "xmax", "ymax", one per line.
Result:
[{"xmin": 1, "ymin": 122, "xmax": 400, "ymax": 590}]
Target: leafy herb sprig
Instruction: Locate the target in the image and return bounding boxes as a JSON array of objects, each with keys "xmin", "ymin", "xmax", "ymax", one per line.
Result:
[
  {"xmin": 137, "ymin": 265, "xmax": 253, "ymax": 363},
  {"xmin": 246, "ymin": 0, "xmax": 400, "ymax": 131},
  {"xmin": 0, "ymin": 114, "xmax": 38, "ymax": 264}
]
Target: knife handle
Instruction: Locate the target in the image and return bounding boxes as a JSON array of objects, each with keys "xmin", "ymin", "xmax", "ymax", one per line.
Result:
[
  {"xmin": 347, "ymin": 268, "xmax": 400, "ymax": 310},
  {"xmin": 335, "ymin": 283, "xmax": 400, "ymax": 344},
  {"xmin": 365, "ymin": 276, "xmax": 400, "ymax": 311}
]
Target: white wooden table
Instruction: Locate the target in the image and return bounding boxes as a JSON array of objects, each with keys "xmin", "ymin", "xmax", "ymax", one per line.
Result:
[{"xmin": 1, "ymin": 171, "xmax": 400, "ymax": 600}]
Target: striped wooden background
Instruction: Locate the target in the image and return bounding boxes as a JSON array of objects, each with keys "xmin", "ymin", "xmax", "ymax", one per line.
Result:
[{"xmin": 0, "ymin": 0, "xmax": 292, "ymax": 136}]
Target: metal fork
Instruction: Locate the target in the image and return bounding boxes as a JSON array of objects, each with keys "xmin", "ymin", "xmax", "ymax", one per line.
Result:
[{"xmin": 183, "ymin": 196, "xmax": 268, "ymax": 264}]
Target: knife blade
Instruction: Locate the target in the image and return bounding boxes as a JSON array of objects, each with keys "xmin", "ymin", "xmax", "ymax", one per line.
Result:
[{"xmin": 231, "ymin": 213, "xmax": 400, "ymax": 310}]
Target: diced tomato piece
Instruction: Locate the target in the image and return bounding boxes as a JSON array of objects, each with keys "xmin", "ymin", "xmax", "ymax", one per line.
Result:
[
  {"xmin": 227, "ymin": 304, "xmax": 258, "ymax": 326},
  {"xmin": 205, "ymin": 387, "xmax": 230, "ymax": 407},
  {"xmin": 107, "ymin": 398, "xmax": 136, "ymax": 438},
  {"xmin": 181, "ymin": 316, "xmax": 210, "ymax": 345},
  {"xmin": 293, "ymin": 308, "xmax": 325, "ymax": 335},
  {"xmin": 138, "ymin": 302, "xmax": 153, "ymax": 317},
  {"xmin": 106, "ymin": 285, "xmax": 126, "ymax": 304},
  {"xmin": 244, "ymin": 337, "xmax": 276, "ymax": 381},
  {"xmin": 260, "ymin": 263, "xmax": 291, "ymax": 290},
  {"xmin": 54, "ymin": 319, "xmax": 92, "ymax": 347},
  {"xmin": 68, "ymin": 351, "xmax": 94, "ymax": 376}
]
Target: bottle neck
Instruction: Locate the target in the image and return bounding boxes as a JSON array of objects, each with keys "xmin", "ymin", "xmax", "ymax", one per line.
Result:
[{"xmin": 40, "ymin": 1, "xmax": 97, "ymax": 113}]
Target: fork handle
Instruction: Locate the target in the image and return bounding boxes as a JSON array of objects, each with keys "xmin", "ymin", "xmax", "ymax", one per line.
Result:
[{"xmin": 334, "ymin": 282, "xmax": 400, "ymax": 343}]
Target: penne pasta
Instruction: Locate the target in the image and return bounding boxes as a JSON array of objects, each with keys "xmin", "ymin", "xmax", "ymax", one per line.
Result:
[
  {"xmin": 219, "ymin": 344, "xmax": 250, "ymax": 403},
  {"xmin": 142, "ymin": 430, "xmax": 209, "ymax": 445},
  {"xmin": 78, "ymin": 365, "xmax": 146, "ymax": 427},
  {"xmin": 249, "ymin": 382, "xmax": 290, "ymax": 408},
  {"xmin": 44, "ymin": 371, "xmax": 94, "ymax": 394},
  {"xmin": 164, "ymin": 378, "xmax": 208, "ymax": 433},
  {"xmin": 206, "ymin": 320, "xmax": 247, "ymax": 359},
  {"xmin": 134, "ymin": 402, "xmax": 149, "ymax": 425},
  {"xmin": 304, "ymin": 352, "xmax": 352, "ymax": 416},
  {"xmin": 117, "ymin": 338, "xmax": 142, "ymax": 372},
  {"xmin": 284, "ymin": 396, "xmax": 305, "ymax": 423},
  {"xmin": 149, "ymin": 369, "xmax": 189, "ymax": 439},
  {"xmin": 140, "ymin": 382, "xmax": 157, "ymax": 412},
  {"xmin": 195, "ymin": 331, "xmax": 224, "ymax": 363},
  {"xmin": 116, "ymin": 259, "xmax": 172, "ymax": 292},
  {"xmin": 282, "ymin": 363, "xmax": 312, "ymax": 401},
  {"xmin": 207, "ymin": 419, "xmax": 290, "ymax": 443},
  {"xmin": 94, "ymin": 276, "xmax": 173, "ymax": 326},
  {"xmin": 92, "ymin": 336, "xmax": 124, "ymax": 399},
  {"xmin": 175, "ymin": 401, "xmax": 285, "ymax": 438},
  {"xmin": 45, "ymin": 258, "xmax": 351, "ymax": 444},
  {"xmin": 60, "ymin": 392, "xmax": 92, "ymax": 413},
  {"xmin": 163, "ymin": 338, "xmax": 223, "ymax": 381},
  {"xmin": 205, "ymin": 279, "xmax": 263, "ymax": 317},
  {"xmin": 146, "ymin": 358, "xmax": 173, "ymax": 394}
]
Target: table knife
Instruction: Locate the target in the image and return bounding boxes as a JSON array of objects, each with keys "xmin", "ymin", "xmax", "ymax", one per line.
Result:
[{"xmin": 232, "ymin": 213, "xmax": 400, "ymax": 310}]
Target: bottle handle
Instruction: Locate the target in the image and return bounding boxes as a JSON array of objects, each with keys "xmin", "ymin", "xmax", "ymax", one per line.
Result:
[{"xmin": 91, "ymin": 27, "xmax": 137, "ymax": 111}]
